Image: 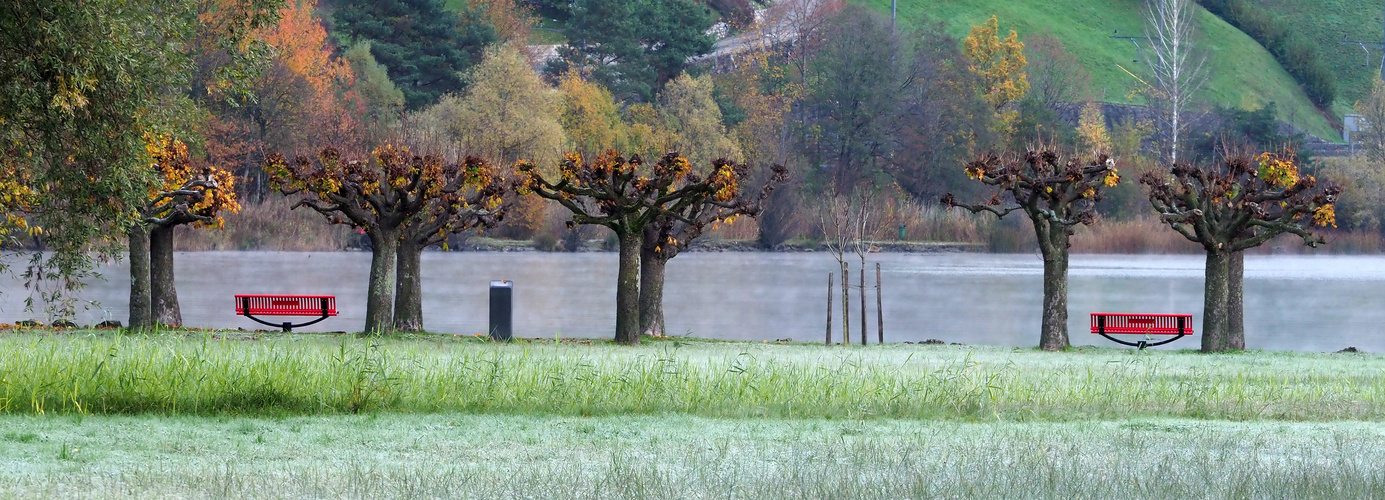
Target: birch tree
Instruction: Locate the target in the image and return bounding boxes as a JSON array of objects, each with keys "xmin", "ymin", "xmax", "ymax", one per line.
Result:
[{"xmin": 1144, "ymin": 0, "xmax": 1207, "ymax": 165}]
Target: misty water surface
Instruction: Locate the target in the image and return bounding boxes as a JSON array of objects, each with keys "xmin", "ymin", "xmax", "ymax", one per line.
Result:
[{"xmin": 1, "ymin": 251, "xmax": 1380, "ymax": 352}]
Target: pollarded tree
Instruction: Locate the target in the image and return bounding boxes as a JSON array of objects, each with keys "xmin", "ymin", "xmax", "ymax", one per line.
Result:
[
  {"xmin": 942, "ymin": 149, "xmax": 1120, "ymax": 350},
  {"xmin": 520, "ymin": 152, "xmax": 740, "ymax": 344},
  {"xmin": 265, "ymin": 145, "xmax": 506, "ymax": 333},
  {"xmin": 394, "ymin": 156, "xmax": 508, "ymax": 331},
  {"xmin": 130, "ymin": 137, "xmax": 241, "ymax": 329},
  {"xmin": 639, "ymin": 160, "xmax": 787, "ymax": 337},
  {"xmin": 1141, "ymin": 152, "xmax": 1339, "ymax": 352}
]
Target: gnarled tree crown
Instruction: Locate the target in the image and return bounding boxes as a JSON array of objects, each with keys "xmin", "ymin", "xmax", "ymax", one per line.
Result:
[
  {"xmin": 644, "ymin": 161, "xmax": 788, "ymax": 259},
  {"xmin": 1140, "ymin": 152, "xmax": 1340, "ymax": 251},
  {"xmin": 143, "ymin": 136, "xmax": 240, "ymax": 229},
  {"xmin": 518, "ymin": 151, "xmax": 750, "ymax": 234},
  {"xmin": 941, "ymin": 149, "xmax": 1120, "ymax": 231},
  {"xmin": 264, "ymin": 145, "xmax": 508, "ymax": 237}
]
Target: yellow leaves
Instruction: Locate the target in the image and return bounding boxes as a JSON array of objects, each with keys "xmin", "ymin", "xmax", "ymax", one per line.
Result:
[
  {"xmin": 1081, "ymin": 187, "xmax": 1095, "ymax": 198},
  {"xmin": 1104, "ymin": 170, "xmax": 1121, "ymax": 187},
  {"xmin": 1313, "ymin": 204, "xmax": 1337, "ymax": 228},
  {"xmin": 50, "ymin": 74, "xmax": 95, "ymax": 115},
  {"xmin": 965, "ymin": 164, "xmax": 985, "ymax": 181},
  {"xmin": 1077, "ymin": 102, "xmax": 1111, "ymax": 154},
  {"xmin": 1255, "ymin": 152, "xmax": 1299, "ymax": 188}
]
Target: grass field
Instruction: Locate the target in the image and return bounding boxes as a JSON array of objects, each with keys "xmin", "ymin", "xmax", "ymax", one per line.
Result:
[
  {"xmin": 4, "ymin": 414, "xmax": 1385, "ymax": 499},
  {"xmin": 858, "ymin": 0, "xmax": 1341, "ymax": 141},
  {"xmin": 4, "ymin": 330, "xmax": 1385, "ymax": 498},
  {"xmin": 4, "ymin": 331, "xmax": 1385, "ymax": 420}
]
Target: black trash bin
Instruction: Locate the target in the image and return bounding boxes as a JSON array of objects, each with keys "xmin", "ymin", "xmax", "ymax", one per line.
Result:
[{"xmin": 489, "ymin": 280, "xmax": 513, "ymax": 341}]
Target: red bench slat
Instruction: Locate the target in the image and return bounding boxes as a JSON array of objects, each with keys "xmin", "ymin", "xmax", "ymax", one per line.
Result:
[
  {"xmin": 235, "ymin": 295, "xmax": 338, "ymax": 317},
  {"xmin": 1090, "ymin": 313, "xmax": 1193, "ymax": 335}
]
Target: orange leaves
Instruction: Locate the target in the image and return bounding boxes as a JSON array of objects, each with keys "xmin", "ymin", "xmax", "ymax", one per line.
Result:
[{"xmin": 255, "ymin": 0, "xmax": 350, "ymax": 102}]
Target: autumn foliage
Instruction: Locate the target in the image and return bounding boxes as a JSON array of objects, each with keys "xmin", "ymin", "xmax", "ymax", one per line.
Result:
[
  {"xmin": 266, "ymin": 145, "xmax": 508, "ymax": 332},
  {"xmin": 519, "ymin": 151, "xmax": 769, "ymax": 343},
  {"xmin": 1141, "ymin": 152, "xmax": 1339, "ymax": 351},
  {"xmin": 963, "ymin": 16, "xmax": 1028, "ymax": 114},
  {"xmin": 943, "ymin": 149, "xmax": 1120, "ymax": 350}
]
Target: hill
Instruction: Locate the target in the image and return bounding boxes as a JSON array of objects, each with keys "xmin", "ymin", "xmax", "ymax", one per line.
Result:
[
  {"xmin": 856, "ymin": 0, "xmax": 1343, "ymax": 142},
  {"xmin": 1246, "ymin": 0, "xmax": 1384, "ymax": 113}
]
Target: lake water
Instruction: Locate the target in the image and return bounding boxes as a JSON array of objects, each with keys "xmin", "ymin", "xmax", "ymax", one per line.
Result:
[{"xmin": 1, "ymin": 251, "xmax": 1381, "ymax": 352}]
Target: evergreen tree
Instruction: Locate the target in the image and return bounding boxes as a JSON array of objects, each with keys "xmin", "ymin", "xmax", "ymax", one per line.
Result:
[
  {"xmin": 333, "ymin": 0, "xmax": 497, "ymax": 109},
  {"xmin": 548, "ymin": 0, "xmax": 716, "ymax": 102}
]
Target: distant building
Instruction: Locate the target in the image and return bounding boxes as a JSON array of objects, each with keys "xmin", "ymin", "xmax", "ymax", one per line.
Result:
[{"xmin": 1345, "ymin": 114, "xmax": 1365, "ymax": 144}]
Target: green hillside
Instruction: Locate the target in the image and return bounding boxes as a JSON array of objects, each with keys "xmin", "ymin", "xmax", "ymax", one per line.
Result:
[
  {"xmin": 1247, "ymin": 0, "xmax": 1384, "ymax": 112},
  {"xmin": 857, "ymin": 0, "xmax": 1342, "ymax": 141}
]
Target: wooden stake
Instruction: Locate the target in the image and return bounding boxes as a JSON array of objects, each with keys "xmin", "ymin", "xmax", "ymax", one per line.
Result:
[
  {"xmin": 859, "ymin": 259, "xmax": 867, "ymax": 346},
  {"xmin": 841, "ymin": 261, "xmax": 850, "ymax": 345},
  {"xmin": 826, "ymin": 272, "xmax": 833, "ymax": 346},
  {"xmin": 876, "ymin": 262, "xmax": 884, "ymax": 344}
]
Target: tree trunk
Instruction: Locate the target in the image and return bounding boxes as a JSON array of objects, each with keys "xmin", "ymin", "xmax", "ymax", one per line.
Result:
[
  {"xmin": 1035, "ymin": 221, "xmax": 1070, "ymax": 351},
  {"xmin": 876, "ymin": 263, "xmax": 884, "ymax": 344},
  {"xmin": 638, "ymin": 247, "xmax": 667, "ymax": 338},
  {"xmin": 614, "ymin": 231, "xmax": 642, "ymax": 344},
  {"xmin": 364, "ymin": 230, "xmax": 399, "ymax": 334},
  {"xmin": 127, "ymin": 225, "xmax": 152, "ymax": 330},
  {"xmin": 149, "ymin": 225, "xmax": 182, "ymax": 327},
  {"xmin": 1227, "ymin": 250, "xmax": 1245, "ymax": 350},
  {"xmin": 392, "ymin": 240, "xmax": 424, "ymax": 332},
  {"xmin": 1201, "ymin": 250, "xmax": 1233, "ymax": 352}
]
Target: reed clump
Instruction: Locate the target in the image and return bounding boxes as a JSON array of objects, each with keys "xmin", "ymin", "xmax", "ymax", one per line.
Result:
[{"xmin": 175, "ymin": 197, "xmax": 358, "ymax": 251}]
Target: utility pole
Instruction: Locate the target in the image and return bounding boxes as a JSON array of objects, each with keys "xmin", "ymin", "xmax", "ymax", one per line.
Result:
[
  {"xmin": 1338, "ymin": 3, "xmax": 1385, "ymax": 82},
  {"xmin": 1110, "ymin": 29, "xmax": 1147, "ymax": 63}
]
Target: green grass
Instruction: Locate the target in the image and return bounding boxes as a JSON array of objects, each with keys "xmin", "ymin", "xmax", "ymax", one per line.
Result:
[
  {"xmin": 4, "ymin": 413, "xmax": 1385, "ymax": 498},
  {"xmin": 4, "ymin": 330, "xmax": 1385, "ymax": 421},
  {"xmin": 858, "ymin": 0, "xmax": 1343, "ymax": 141},
  {"xmin": 7, "ymin": 331, "xmax": 1385, "ymax": 497}
]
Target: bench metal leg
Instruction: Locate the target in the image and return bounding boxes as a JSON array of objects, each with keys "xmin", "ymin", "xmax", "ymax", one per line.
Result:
[{"xmin": 238, "ymin": 312, "xmax": 332, "ymax": 332}]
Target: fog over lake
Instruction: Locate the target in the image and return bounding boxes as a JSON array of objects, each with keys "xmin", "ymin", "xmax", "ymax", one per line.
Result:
[{"xmin": 2, "ymin": 251, "xmax": 1380, "ymax": 352}]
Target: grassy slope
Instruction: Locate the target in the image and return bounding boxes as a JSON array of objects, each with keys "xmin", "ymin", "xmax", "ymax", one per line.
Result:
[
  {"xmin": 857, "ymin": 0, "xmax": 1342, "ymax": 141},
  {"xmin": 1249, "ymin": 0, "xmax": 1384, "ymax": 112}
]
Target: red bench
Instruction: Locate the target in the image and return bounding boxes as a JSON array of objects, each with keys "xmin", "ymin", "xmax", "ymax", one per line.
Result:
[
  {"xmin": 1091, "ymin": 313, "xmax": 1193, "ymax": 349},
  {"xmin": 235, "ymin": 295, "xmax": 337, "ymax": 332}
]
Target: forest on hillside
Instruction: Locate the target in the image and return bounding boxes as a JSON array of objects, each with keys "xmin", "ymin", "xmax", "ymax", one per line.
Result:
[{"xmin": 5, "ymin": 0, "xmax": 1385, "ymax": 266}]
